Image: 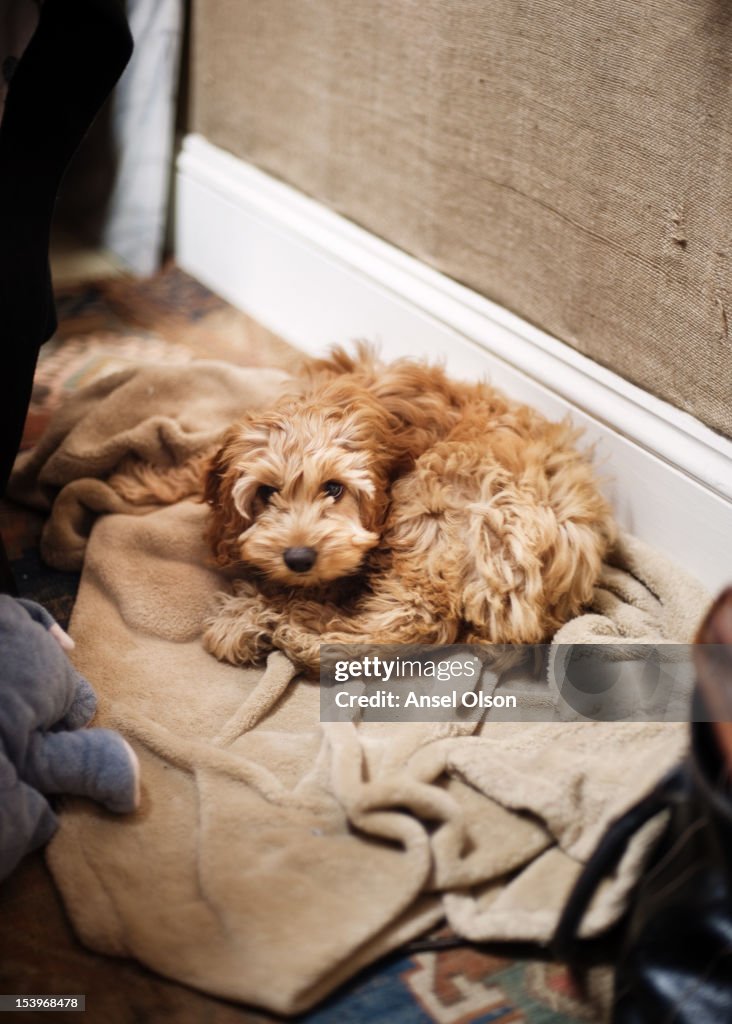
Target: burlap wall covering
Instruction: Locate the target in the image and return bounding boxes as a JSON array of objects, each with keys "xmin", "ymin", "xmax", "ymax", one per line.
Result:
[{"xmin": 192, "ymin": 1, "xmax": 732, "ymax": 439}]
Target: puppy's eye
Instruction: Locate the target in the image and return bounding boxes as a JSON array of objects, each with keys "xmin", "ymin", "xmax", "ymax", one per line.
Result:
[
  {"xmin": 257, "ymin": 485, "xmax": 278, "ymax": 504},
  {"xmin": 322, "ymin": 480, "xmax": 344, "ymax": 500}
]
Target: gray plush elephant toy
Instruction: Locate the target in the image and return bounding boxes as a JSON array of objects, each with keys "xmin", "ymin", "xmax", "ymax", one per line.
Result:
[{"xmin": 0, "ymin": 595, "xmax": 140, "ymax": 881}]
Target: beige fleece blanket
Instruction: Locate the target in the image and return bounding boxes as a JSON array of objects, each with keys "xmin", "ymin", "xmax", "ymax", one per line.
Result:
[{"xmin": 9, "ymin": 362, "xmax": 710, "ymax": 1015}]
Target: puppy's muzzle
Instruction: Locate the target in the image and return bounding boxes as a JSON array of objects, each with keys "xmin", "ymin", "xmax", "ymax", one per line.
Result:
[{"xmin": 283, "ymin": 547, "xmax": 318, "ymax": 573}]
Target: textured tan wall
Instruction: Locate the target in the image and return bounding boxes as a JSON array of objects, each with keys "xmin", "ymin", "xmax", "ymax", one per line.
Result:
[{"xmin": 192, "ymin": 1, "xmax": 732, "ymax": 438}]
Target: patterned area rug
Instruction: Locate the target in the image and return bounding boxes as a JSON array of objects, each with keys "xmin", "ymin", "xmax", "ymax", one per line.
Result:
[{"xmin": 0, "ymin": 266, "xmax": 609, "ymax": 1024}]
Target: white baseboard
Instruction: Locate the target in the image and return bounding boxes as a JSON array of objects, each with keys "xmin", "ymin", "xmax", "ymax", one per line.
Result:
[{"xmin": 175, "ymin": 133, "xmax": 732, "ymax": 594}]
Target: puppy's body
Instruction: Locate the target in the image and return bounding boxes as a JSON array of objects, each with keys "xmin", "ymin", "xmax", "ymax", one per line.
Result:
[{"xmin": 113, "ymin": 348, "xmax": 615, "ymax": 670}]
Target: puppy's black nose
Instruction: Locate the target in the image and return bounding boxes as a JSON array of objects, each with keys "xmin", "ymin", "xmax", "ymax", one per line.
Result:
[{"xmin": 283, "ymin": 546, "xmax": 317, "ymax": 573}]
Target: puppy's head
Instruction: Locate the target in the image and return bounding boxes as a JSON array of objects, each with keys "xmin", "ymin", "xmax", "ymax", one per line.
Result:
[{"xmin": 205, "ymin": 393, "xmax": 393, "ymax": 586}]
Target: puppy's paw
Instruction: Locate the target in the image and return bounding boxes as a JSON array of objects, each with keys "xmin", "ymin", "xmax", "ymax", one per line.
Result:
[
  {"xmin": 202, "ymin": 605, "xmax": 274, "ymax": 666},
  {"xmin": 199, "ymin": 586, "xmax": 279, "ymax": 666},
  {"xmin": 272, "ymin": 623, "xmax": 322, "ymax": 673}
]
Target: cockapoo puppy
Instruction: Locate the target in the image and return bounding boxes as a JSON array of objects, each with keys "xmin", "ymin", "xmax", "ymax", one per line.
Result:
[{"xmin": 113, "ymin": 347, "xmax": 615, "ymax": 671}]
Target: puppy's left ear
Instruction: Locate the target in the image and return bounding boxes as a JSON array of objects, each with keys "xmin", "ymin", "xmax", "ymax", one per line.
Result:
[{"xmin": 352, "ymin": 472, "xmax": 390, "ymax": 535}]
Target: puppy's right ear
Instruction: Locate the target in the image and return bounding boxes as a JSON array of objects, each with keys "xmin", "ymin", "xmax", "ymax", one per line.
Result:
[
  {"xmin": 204, "ymin": 441, "xmax": 230, "ymax": 510},
  {"xmin": 204, "ymin": 429, "xmax": 249, "ymax": 567}
]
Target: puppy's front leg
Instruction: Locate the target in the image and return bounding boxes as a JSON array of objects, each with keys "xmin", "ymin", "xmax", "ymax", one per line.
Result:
[
  {"xmin": 274, "ymin": 576, "xmax": 458, "ymax": 672},
  {"xmin": 202, "ymin": 580, "xmax": 281, "ymax": 666},
  {"xmin": 267, "ymin": 595, "xmax": 342, "ymax": 672},
  {"xmin": 272, "ymin": 625, "xmax": 322, "ymax": 673}
]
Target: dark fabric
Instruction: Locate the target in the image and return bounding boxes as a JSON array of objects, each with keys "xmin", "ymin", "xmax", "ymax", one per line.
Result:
[
  {"xmin": 0, "ymin": 536, "xmax": 17, "ymax": 596},
  {"xmin": 0, "ymin": 0, "xmax": 40, "ymax": 124},
  {"xmin": 0, "ymin": 0, "xmax": 132, "ymax": 494}
]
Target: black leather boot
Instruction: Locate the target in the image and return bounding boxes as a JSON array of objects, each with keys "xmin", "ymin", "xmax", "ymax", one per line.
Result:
[{"xmin": 554, "ymin": 591, "xmax": 732, "ymax": 1024}]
